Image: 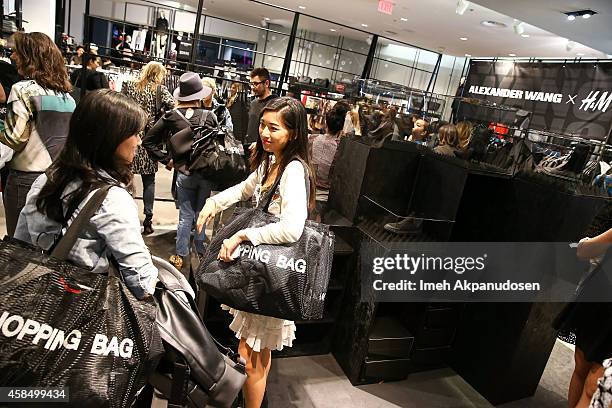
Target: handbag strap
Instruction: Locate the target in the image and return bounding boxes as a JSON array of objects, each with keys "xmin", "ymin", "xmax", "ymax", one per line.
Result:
[
  {"xmin": 50, "ymin": 185, "xmax": 112, "ymax": 261},
  {"xmin": 175, "ymin": 108, "xmax": 213, "ymax": 130},
  {"xmin": 261, "ymin": 158, "xmax": 310, "ymax": 213},
  {"xmin": 155, "ymin": 84, "xmax": 162, "ymax": 116}
]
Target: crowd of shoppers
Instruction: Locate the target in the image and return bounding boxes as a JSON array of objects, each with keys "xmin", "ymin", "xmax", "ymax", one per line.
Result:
[{"xmin": 1, "ymin": 30, "xmax": 611, "ymax": 408}]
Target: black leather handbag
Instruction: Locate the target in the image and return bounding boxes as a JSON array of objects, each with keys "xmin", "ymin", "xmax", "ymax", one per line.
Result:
[
  {"xmin": 171, "ymin": 110, "xmax": 247, "ymax": 183},
  {"xmin": 196, "ymin": 162, "xmax": 335, "ymax": 321},
  {"xmin": 0, "ymin": 186, "xmax": 162, "ymax": 407},
  {"xmin": 150, "ymin": 257, "xmax": 246, "ymax": 408}
]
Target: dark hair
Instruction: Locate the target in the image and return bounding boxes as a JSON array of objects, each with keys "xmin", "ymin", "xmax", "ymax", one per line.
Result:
[
  {"xmin": 250, "ymin": 67, "xmax": 271, "ymax": 82},
  {"xmin": 334, "ymin": 100, "xmax": 351, "ymax": 116},
  {"xmin": 428, "ymin": 120, "xmax": 448, "ymax": 136},
  {"xmin": 369, "ymin": 111, "xmax": 383, "ymax": 130},
  {"xmin": 36, "ymin": 89, "xmax": 146, "ymax": 224},
  {"xmin": 438, "ymin": 124, "xmax": 459, "ymax": 148},
  {"xmin": 325, "ymin": 105, "xmax": 346, "ymax": 135},
  {"xmin": 12, "ymin": 32, "xmax": 72, "ymax": 93},
  {"xmin": 76, "ymin": 45, "xmax": 84, "ymax": 51},
  {"xmin": 469, "ymin": 127, "xmax": 491, "ymax": 161},
  {"xmin": 250, "ymin": 96, "xmax": 316, "ymax": 210}
]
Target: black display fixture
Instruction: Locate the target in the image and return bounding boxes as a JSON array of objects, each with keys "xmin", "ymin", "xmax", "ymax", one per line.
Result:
[
  {"xmin": 189, "ymin": 0, "xmax": 205, "ymax": 69},
  {"xmin": 14, "ymin": 0, "xmax": 22, "ymax": 30},
  {"xmin": 79, "ymin": 0, "xmax": 91, "ymax": 99},
  {"xmin": 55, "ymin": 0, "xmax": 67, "ymax": 44},
  {"xmin": 361, "ymin": 34, "xmax": 378, "ymax": 80},
  {"xmin": 277, "ymin": 12, "xmax": 300, "ymax": 94}
]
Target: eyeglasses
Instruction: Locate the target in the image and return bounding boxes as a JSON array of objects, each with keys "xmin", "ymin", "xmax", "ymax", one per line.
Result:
[{"xmin": 249, "ymin": 80, "xmax": 265, "ymax": 87}]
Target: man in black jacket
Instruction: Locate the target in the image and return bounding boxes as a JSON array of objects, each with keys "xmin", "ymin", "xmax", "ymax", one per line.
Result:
[{"xmin": 245, "ymin": 67, "xmax": 278, "ymax": 153}]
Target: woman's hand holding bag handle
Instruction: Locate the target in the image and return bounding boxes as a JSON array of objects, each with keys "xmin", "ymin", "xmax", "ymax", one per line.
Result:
[{"xmin": 195, "ymin": 160, "xmax": 335, "ymax": 321}]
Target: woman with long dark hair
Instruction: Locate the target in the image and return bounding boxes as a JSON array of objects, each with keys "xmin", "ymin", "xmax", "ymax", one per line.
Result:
[
  {"xmin": 197, "ymin": 97, "xmax": 315, "ymax": 408},
  {"xmin": 14, "ymin": 89, "xmax": 158, "ymax": 299},
  {"xmin": 0, "ymin": 31, "xmax": 75, "ymax": 236}
]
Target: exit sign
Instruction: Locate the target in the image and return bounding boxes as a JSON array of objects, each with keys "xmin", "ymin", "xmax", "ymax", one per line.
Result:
[{"xmin": 378, "ymin": 0, "xmax": 393, "ymax": 15}]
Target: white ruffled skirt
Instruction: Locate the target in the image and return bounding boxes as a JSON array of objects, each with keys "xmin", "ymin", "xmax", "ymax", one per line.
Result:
[{"xmin": 221, "ymin": 305, "xmax": 296, "ymax": 352}]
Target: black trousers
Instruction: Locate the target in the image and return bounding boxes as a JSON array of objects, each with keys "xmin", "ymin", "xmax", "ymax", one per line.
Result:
[{"xmin": 4, "ymin": 169, "xmax": 43, "ymax": 237}]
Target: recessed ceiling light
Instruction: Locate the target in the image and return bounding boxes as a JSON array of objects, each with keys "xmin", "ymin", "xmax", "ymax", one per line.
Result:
[
  {"xmin": 577, "ymin": 53, "xmax": 585, "ymax": 56},
  {"xmin": 481, "ymin": 20, "xmax": 507, "ymax": 28},
  {"xmin": 330, "ymin": 29, "xmax": 337, "ymax": 32},
  {"xmin": 460, "ymin": 37, "xmax": 468, "ymax": 41},
  {"xmin": 400, "ymin": 17, "xmax": 408, "ymax": 22},
  {"xmin": 298, "ymin": 5, "xmax": 306, "ymax": 9},
  {"xmin": 264, "ymin": 17, "xmax": 270, "ymax": 21},
  {"xmin": 508, "ymin": 53, "xmax": 516, "ymax": 56},
  {"xmin": 202, "ymin": 7, "xmax": 207, "ymax": 11},
  {"xmin": 465, "ymin": 54, "xmax": 471, "ymax": 57},
  {"xmin": 361, "ymin": 24, "xmax": 368, "ymax": 27},
  {"xmin": 521, "ymin": 34, "xmax": 530, "ymax": 38},
  {"xmin": 565, "ymin": 9, "xmax": 597, "ymax": 20}
]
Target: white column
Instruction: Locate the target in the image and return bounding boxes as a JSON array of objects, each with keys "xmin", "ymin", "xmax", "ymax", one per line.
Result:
[{"xmin": 22, "ymin": 0, "xmax": 55, "ymax": 38}]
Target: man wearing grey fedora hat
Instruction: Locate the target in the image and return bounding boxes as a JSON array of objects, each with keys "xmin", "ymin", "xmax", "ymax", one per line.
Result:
[
  {"xmin": 173, "ymin": 71, "xmax": 211, "ymax": 101},
  {"xmin": 143, "ymin": 72, "xmax": 217, "ymax": 270}
]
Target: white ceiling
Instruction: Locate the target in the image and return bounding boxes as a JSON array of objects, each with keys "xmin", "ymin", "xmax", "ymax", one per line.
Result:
[
  {"xmin": 471, "ymin": 0, "xmax": 612, "ymax": 55},
  {"xmin": 147, "ymin": 0, "xmax": 609, "ymax": 58}
]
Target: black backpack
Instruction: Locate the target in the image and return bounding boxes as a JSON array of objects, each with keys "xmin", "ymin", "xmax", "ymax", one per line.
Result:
[{"xmin": 170, "ymin": 109, "xmax": 247, "ymax": 184}]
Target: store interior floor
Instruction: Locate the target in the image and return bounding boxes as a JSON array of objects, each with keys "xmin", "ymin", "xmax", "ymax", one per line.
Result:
[
  {"xmin": 0, "ymin": 170, "xmax": 574, "ymax": 407},
  {"xmin": 266, "ymin": 340, "xmax": 573, "ymax": 408}
]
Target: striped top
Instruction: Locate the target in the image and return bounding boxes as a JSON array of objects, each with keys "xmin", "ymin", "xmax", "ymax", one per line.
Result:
[{"xmin": 0, "ymin": 80, "xmax": 75, "ymax": 172}]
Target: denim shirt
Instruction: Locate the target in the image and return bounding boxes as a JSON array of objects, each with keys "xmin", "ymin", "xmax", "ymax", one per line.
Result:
[{"xmin": 14, "ymin": 173, "xmax": 158, "ymax": 299}]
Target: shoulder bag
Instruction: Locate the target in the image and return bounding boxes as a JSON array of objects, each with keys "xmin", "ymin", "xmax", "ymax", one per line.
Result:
[
  {"xmin": 150, "ymin": 257, "xmax": 246, "ymax": 408},
  {"xmin": 171, "ymin": 109, "xmax": 247, "ymax": 183},
  {"xmin": 196, "ymin": 160, "xmax": 335, "ymax": 321},
  {"xmin": 0, "ymin": 186, "xmax": 162, "ymax": 407}
]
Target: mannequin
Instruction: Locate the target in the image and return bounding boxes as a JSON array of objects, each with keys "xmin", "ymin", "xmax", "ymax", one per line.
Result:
[
  {"xmin": 168, "ymin": 42, "xmax": 177, "ymax": 61},
  {"xmin": 154, "ymin": 11, "xmax": 169, "ymax": 59},
  {"xmin": 176, "ymin": 32, "xmax": 192, "ymax": 62}
]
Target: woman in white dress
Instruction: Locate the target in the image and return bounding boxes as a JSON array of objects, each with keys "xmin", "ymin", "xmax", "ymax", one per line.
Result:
[{"xmin": 197, "ymin": 96, "xmax": 315, "ymax": 408}]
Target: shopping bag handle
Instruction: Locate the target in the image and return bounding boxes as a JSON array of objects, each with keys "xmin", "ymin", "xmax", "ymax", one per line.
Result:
[
  {"xmin": 51, "ymin": 185, "xmax": 112, "ymax": 261},
  {"xmin": 261, "ymin": 158, "xmax": 310, "ymax": 213}
]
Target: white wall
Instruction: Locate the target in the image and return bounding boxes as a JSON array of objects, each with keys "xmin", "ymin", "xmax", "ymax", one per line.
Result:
[
  {"xmin": 23, "ymin": 0, "xmax": 55, "ymax": 37},
  {"xmin": 202, "ymin": 18, "xmax": 259, "ymax": 42},
  {"xmin": 66, "ymin": 0, "xmax": 85, "ymax": 44}
]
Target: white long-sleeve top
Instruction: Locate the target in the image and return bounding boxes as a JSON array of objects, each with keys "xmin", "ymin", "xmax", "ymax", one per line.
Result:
[{"xmin": 209, "ymin": 160, "xmax": 308, "ymax": 246}]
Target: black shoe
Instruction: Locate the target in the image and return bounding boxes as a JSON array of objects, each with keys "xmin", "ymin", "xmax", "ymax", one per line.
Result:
[
  {"xmin": 142, "ymin": 217, "xmax": 154, "ymax": 235},
  {"xmin": 383, "ymin": 217, "xmax": 423, "ymax": 235}
]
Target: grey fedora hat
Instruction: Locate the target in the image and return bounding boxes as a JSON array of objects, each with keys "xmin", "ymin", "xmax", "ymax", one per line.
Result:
[{"xmin": 173, "ymin": 72, "xmax": 212, "ymax": 101}]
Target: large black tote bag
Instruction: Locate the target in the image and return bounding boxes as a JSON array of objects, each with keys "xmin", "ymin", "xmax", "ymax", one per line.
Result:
[
  {"xmin": 196, "ymin": 162, "xmax": 335, "ymax": 321},
  {"xmin": 0, "ymin": 186, "xmax": 162, "ymax": 407}
]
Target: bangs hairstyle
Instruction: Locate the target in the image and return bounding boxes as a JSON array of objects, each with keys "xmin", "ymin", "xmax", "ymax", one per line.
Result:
[
  {"xmin": 251, "ymin": 96, "xmax": 316, "ymax": 210},
  {"xmin": 36, "ymin": 89, "xmax": 147, "ymax": 225},
  {"xmin": 136, "ymin": 61, "xmax": 166, "ymax": 91},
  {"xmin": 12, "ymin": 32, "xmax": 72, "ymax": 93}
]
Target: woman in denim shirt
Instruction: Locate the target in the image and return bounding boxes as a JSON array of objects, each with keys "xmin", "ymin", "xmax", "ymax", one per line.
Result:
[{"xmin": 14, "ymin": 89, "xmax": 158, "ymax": 299}]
